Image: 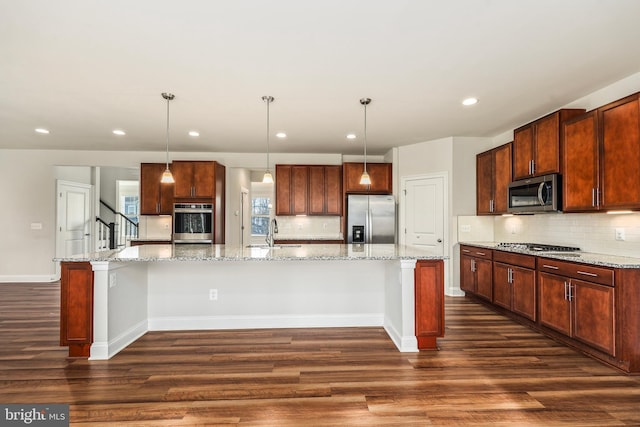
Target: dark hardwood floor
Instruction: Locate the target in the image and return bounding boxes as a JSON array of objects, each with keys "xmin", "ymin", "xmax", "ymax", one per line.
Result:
[{"xmin": 1, "ymin": 281, "xmax": 639, "ymax": 426}]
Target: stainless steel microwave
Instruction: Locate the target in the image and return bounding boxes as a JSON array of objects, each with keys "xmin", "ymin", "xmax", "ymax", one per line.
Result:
[{"xmin": 508, "ymin": 174, "xmax": 561, "ymax": 214}]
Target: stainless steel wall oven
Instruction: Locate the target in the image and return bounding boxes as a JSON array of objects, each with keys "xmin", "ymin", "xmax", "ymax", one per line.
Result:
[{"xmin": 173, "ymin": 203, "xmax": 213, "ymax": 243}]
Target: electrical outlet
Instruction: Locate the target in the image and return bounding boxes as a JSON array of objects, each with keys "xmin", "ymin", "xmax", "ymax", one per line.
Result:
[
  {"xmin": 460, "ymin": 224, "xmax": 471, "ymax": 233},
  {"xmin": 209, "ymin": 289, "xmax": 218, "ymax": 301},
  {"xmin": 615, "ymin": 228, "xmax": 625, "ymax": 241},
  {"xmin": 109, "ymin": 272, "xmax": 117, "ymax": 288}
]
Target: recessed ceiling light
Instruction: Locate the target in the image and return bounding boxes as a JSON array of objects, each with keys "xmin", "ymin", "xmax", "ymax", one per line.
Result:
[
  {"xmin": 346, "ymin": 133, "xmax": 357, "ymax": 140},
  {"xmin": 188, "ymin": 131, "xmax": 200, "ymax": 137},
  {"xmin": 112, "ymin": 129, "xmax": 126, "ymax": 136},
  {"xmin": 35, "ymin": 128, "xmax": 50, "ymax": 134},
  {"xmin": 462, "ymin": 97, "xmax": 478, "ymax": 106},
  {"xmin": 276, "ymin": 132, "xmax": 287, "ymax": 138}
]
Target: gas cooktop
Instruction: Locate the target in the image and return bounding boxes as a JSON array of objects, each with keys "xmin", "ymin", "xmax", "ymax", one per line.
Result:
[{"xmin": 497, "ymin": 243, "xmax": 580, "ymax": 252}]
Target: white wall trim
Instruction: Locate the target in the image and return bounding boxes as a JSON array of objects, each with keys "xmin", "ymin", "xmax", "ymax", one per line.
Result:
[
  {"xmin": 90, "ymin": 319, "xmax": 148, "ymax": 360},
  {"xmin": 148, "ymin": 314, "xmax": 384, "ymax": 331},
  {"xmin": 0, "ymin": 275, "xmax": 58, "ymax": 283}
]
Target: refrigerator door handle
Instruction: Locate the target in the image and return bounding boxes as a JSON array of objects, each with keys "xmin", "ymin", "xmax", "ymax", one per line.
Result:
[{"xmin": 366, "ymin": 209, "xmax": 372, "ymax": 243}]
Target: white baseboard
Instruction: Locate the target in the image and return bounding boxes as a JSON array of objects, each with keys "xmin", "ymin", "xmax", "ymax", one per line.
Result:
[
  {"xmin": 89, "ymin": 320, "xmax": 148, "ymax": 360},
  {"xmin": 148, "ymin": 313, "xmax": 384, "ymax": 331},
  {"xmin": 0, "ymin": 275, "xmax": 58, "ymax": 283},
  {"xmin": 383, "ymin": 318, "xmax": 419, "ymax": 353}
]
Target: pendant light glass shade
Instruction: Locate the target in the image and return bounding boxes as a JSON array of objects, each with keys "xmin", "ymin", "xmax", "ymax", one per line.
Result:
[
  {"xmin": 359, "ymin": 98, "xmax": 372, "ymax": 185},
  {"xmin": 262, "ymin": 96, "xmax": 275, "ymax": 183},
  {"xmin": 160, "ymin": 92, "xmax": 175, "ymax": 184}
]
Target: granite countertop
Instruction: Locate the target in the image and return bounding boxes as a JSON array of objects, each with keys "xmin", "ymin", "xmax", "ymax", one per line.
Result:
[
  {"xmin": 55, "ymin": 243, "xmax": 447, "ymax": 263},
  {"xmin": 460, "ymin": 241, "xmax": 640, "ymax": 269}
]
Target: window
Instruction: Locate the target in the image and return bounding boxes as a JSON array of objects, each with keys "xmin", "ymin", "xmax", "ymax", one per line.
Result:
[{"xmin": 251, "ymin": 196, "xmax": 271, "ymax": 235}]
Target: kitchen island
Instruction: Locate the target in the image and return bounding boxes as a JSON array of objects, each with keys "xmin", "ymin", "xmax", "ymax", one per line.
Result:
[{"xmin": 57, "ymin": 244, "xmax": 447, "ymax": 360}]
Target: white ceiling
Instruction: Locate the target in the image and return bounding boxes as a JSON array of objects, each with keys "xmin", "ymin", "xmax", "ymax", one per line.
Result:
[{"xmin": 1, "ymin": 1, "xmax": 639, "ymax": 156}]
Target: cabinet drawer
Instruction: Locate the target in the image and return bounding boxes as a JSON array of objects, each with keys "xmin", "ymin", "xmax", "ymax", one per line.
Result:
[
  {"xmin": 460, "ymin": 245, "xmax": 493, "ymax": 260},
  {"xmin": 537, "ymin": 258, "xmax": 614, "ymax": 286},
  {"xmin": 493, "ymin": 250, "xmax": 536, "ymax": 269}
]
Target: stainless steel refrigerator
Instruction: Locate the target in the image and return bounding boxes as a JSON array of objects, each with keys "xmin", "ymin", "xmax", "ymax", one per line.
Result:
[{"xmin": 346, "ymin": 194, "xmax": 396, "ymax": 243}]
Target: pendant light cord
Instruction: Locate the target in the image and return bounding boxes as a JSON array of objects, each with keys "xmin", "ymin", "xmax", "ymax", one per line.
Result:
[
  {"xmin": 165, "ymin": 96, "xmax": 170, "ymax": 169},
  {"xmin": 266, "ymin": 98, "xmax": 270, "ymax": 171},
  {"xmin": 363, "ymin": 101, "xmax": 367, "ymax": 173}
]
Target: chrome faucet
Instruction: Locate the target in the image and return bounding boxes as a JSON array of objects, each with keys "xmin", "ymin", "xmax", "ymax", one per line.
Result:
[{"xmin": 265, "ymin": 218, "xmax": 278, "ymax": 247}]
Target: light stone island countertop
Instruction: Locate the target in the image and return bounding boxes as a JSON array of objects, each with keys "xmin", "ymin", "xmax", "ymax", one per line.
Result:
[
  {"xmin": 55, "ymin": 243, "xmax": 448, "ymax": 263},
  {"xmin": 461, "ymin": 241, "xmax": 640, "ymax": 269}
]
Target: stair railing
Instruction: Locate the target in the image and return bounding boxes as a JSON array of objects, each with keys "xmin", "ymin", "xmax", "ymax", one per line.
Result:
[{"xmin": 99, "ymin": 200, "xmax": 139, "ymax": 248}]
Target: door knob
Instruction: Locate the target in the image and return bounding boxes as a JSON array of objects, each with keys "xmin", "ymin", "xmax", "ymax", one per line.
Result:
[{"xmin": 437, "ymin": 238, "xmax": 442, "ymax": 243}]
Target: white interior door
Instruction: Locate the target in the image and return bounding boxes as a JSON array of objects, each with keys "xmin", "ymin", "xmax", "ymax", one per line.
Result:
[
  {"xmin": 56, "ymin": 180, "xmax": 93, "ymax": 258},
  {"xmin": 402, "ymin": 174, "xmax": 445, "ymax": 254}
]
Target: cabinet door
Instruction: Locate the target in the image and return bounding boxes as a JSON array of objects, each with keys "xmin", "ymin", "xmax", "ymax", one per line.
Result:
[
  {"xmin": 492, "ymin": 262, "xmax": 512, "ymax": 310},
  {"xmin": 513, "ymin": 125, "xmax": 534, "ymax": 180},
  {"xmin": 275, "ymin": 165, "xmax": 292, "ymax": 215},
  {"xmin": 533, "ymin": 113, "xmax": 560, "ymax": 176},
  {"xmin": 60, "ymin": 262, "xmax": 93, "ymax": 357},
  {"xmin": 140, "ymin": 163, "xmax": 174, "ymax": 215},
  {"xmin": 460, "ymin": 255, "xmax": 476, "ymax": 293},
  {"xmin": 476, "ymin": 151, "xmax": 494, "ymax": 215},
  {"xmin": 308, "ymin": 166, "xmax": 325, "ymax": 215},
  {"xmin": 538, "ymin": 272, "xmax": 571, "ymax": 336},
  {"xmin": 367, "ymin": 163, "xmax": 392, "ymax": 193},
  {"xmin": 291, "ymin": 166, "xmax": 308, "ymax": 215},
  {"xmin": 563, "ymin": 112, "xmax": 599, "ymax": 212},
  {"xmin": 572, "ymin": 280, "xmax": 616, "ymax": 356},
  {"xmin": 172, "ymin": 161, "xmax": 194, "ymax": 198},
  {"xmin": 600, "ymin": 95, "xmax": 640, "ymax": 209},
  {"xmin": 511, "ymin": 266, "xmax": 536, "ymax": 321},
  {"xmin": 493, "ymin": 143, "xmax": 512, "ymax": 214},
  {"xmin": 324, "ymin": 165, "xmax": 342, "ymax": 215},
  {"xmin": 414, "ymin": 260, "xmax": 444, "ymax": 349},
  {"xmin": 192, "ymin": 161, "xmax": 215, "ymax": 198},
  {"xmin": 475, "ymin": 258, "xmax": 493, "ymax": 301},
  {"xmin": 343, "ymin": 163, "xmax": 391, "ymax": 194}
]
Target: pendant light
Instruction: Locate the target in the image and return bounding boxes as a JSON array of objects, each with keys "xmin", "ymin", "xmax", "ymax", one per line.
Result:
[
  {"xmin": 262, "ymin": 95, "xmax": 275, "ymax": 184},
  {"xmin": 160, "ymin": 92, "xmax": 175, "ymax": 184},
  {"xmin": 359, "ymin": 97, "xmax": 372, "ymax": 185}
]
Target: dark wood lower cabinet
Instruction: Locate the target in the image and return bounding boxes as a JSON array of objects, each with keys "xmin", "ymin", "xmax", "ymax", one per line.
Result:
[
  {"xmin": 414, "ymin": 260, "xmax": 444, "ymax": 350},
  {"xmin": 461, "ymin": 246, "xmax": 640, "ymax": 374},
  {"xmin": 60, "ymin": 262, "xmax": 93, "ymax": 357}
]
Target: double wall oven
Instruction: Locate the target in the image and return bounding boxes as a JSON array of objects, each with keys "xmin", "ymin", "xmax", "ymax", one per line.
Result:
[{"xmin": 173, "ymin": 203, "xmax": 213, "ymax": 243}]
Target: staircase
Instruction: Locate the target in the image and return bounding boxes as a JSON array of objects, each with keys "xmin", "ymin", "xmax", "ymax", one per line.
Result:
[{"xmin": 96, "ymin": 200, "xmax": 139, "ymax": 250}]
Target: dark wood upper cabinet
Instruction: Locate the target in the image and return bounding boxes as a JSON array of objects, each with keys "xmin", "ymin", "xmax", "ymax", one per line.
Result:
[
  {"xmin": 513, "ymin": 109, "xmax": 585, "ymax": 180},
  {"xmin": 343, "ymin": 162, "xmax": 392, "ymax": 194},
  {"xmin": 172, "ymin": 161, "xmax": 216, "ymax": 199},
  {"xmin": 476, "ymin": 142, "xmax": 512, "ymax": 215},
  {"xmin": 140, "ymin": 163, "xmax": 174, "ymax": 215},
  {"xmin": 562, "ymin": 111, "xmax": 599, "ymax": 212},
  {"xmin": 562, "ymin": 93, "xmax": 640, "ymax": 212},
  {"xmin": 599, "ymin": 93, "xmax": 640, "ymax": 210},
  {"xmin": 276, "ymin": 165, "xmax": 342, "ymax": 216}
]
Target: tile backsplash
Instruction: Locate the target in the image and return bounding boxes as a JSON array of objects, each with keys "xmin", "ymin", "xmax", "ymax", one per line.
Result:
[
  {"xmin": 138, "ymin": 215, "xmax": 172, "ymax": 239},
  {"xmin": 493, "ymin": 212, "xmax": 640, "ymax": 257},
  {"xmin": 274, "ymin": 215, "xmax": 342, "ymax": 240}
]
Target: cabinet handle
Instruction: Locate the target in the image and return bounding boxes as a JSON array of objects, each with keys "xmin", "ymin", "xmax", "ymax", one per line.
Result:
[
  {"xmin": 471, "ymin": 259, "xmax": 476, "ymax": 272},
  {"xmin": 592, "ymin": 188, "xmax": 596, "ymax": 207},
  {"xmin": 475, "ymin": 252, "xmax": 486, "ymax": 256},
  {"xmin": 577, "ymin": 270, "xmax": 598, "ymax": 277},
  {"xmin": 542, "ymin": 264, "xmax": 559, "ymax": 270},
  {"xmin": 596, "ymin": 188, "xmax": 600, "ymax": 207},
  {"xmin": 462, "ymin": 249, "xmax": 471, "ymax": 253},
  {"xmin": 568, "ymin": 283, "xmax": 574, "ymax": 302},
  {"xmin": 564, "ymin": 281, "xmax": 569, "ymax": 301},
  {"xmin": 490, "ymin": 199, "xmax": 494, "ymax": 213},
  {"xmin": 508, "ymin": 268, "xmax": 513, "ymax": 284}
]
